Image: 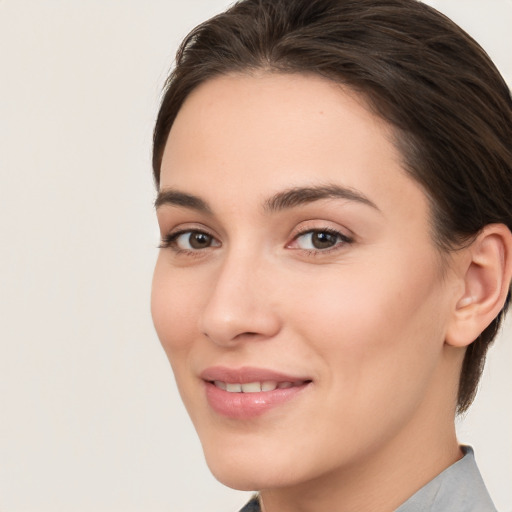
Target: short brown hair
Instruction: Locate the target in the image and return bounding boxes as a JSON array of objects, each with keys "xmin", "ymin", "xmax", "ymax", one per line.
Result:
[{"xmin": 152, "ymin": 0, "xmax": 512, "ymax": 412}]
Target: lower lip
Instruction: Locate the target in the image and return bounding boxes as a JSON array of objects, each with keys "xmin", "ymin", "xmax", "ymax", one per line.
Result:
[{"xmin": 204, "ymin": 381, "xmax": 310, "ymax": 419}]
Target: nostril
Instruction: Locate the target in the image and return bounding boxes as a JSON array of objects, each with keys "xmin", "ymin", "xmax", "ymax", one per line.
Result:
[{"xmin": 232, "ymin": 331, "xmax": 263, "ymax": 341}]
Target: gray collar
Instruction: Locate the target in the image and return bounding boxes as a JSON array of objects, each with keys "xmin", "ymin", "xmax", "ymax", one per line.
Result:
[{"xmin": 395, "ymin": 446, "xmax": 496, "ymax": 512}]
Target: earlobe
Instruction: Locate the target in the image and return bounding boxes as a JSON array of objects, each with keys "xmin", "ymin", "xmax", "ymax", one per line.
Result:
[{"xmin": 446, "ymin": 224, "xmax": 512, "ymax": 348}]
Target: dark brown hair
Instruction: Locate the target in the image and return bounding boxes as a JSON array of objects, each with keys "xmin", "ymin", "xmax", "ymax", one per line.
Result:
[{"xmin": 152, "ymin": 0, "xmax": 512, "ymax": 412}]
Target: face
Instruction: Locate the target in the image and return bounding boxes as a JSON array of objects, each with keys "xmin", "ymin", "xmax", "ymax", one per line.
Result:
[{"xmin": 151, "ymin": 73, "xmax": 460, "ymax": 492}]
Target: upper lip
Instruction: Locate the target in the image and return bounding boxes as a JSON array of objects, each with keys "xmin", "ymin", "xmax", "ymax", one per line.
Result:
[{"xmin": 200, "ymin": 366, "xmax": 311, "ymax": 384}]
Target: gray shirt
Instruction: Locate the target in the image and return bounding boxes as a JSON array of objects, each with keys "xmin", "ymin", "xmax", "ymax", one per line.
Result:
[
  {"xmin": 395, "ymin": 446, "xmax": 497, "ymax": 512},
  {"xmin": 238, "ymin": 446, "xmax": 497, "ymax": 512}
]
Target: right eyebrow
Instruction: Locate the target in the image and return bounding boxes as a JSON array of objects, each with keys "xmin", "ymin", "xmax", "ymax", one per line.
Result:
[
  {"xmin": 154, "ymin": 188, "xmax": 212, "ymax": 214},
  {"xmin": 263, "ymin": 184, "xmax": 380, "ymax": 213}
]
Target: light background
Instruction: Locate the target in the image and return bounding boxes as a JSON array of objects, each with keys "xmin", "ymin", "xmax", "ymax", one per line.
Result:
[{"xmin": 0, "ymin": 1, "xmax": 510, "ymax": 511}]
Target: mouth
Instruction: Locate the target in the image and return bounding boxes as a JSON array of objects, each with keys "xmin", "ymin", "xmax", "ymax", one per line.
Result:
[
  {"xmin": 200, "ymin": 367, "xmax": 312, "ymax": 419},
  {"xmin": 210, "ymin": 380, "xmax": 309, "ymax": 393}
]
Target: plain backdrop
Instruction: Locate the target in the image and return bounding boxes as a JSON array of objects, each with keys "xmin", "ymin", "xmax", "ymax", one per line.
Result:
[{"xmin": 0, "ymin": 1, "xmax": 511, "ymax": 511}]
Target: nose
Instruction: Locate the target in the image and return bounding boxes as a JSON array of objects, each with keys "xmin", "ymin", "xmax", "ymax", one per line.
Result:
[{"xmin": 199, "ymin": 252, "xmax": 281, "ymax": 347}]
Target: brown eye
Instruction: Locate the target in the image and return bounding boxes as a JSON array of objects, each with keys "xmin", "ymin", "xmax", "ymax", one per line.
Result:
[
  {"xmin": 162, "ymin": 230, "xmax": 220, "ymax": 251},
  {"xmin": 310, "ymin": 231, "xmax": 338, "ymax": 249},
  {"xmin": 188, "ymin": 231, "xmax": 213, "ymax": 249},
  {"xmin": 291, "ymin": 229, "xmax": 352, "ymax": 252}
]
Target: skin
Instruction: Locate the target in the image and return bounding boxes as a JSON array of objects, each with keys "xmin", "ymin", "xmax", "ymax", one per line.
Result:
[{"xmin": 151, "ymin": 73, "xmax": 469, "ymax": 512}]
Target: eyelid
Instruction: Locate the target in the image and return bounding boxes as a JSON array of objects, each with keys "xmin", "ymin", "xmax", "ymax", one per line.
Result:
[
  {"xmin": 286, "ymin": 223, "xmax": 354, "ymax": 253},
  {"xmin": 159, "ymin": 225, "xmax": 221, "ymax": 252},
  {"xmin": 288, "ymin": 219, "xmax": 354, "ymax": 241}
]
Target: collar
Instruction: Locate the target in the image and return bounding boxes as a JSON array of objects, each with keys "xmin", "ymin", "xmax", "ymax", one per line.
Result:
[{"xmin": 395, "ymin": 446, "xmax": 496, "ymax": 512}]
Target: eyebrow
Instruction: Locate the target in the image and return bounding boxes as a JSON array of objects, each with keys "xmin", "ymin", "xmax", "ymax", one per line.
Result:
[
  {"xmin": 155, "ymin": 189, "xmax": 212, "ymax": 214},
  {"xmin": 263, "ymin": 184, "xmax": 380, "ymax": 212},
  {"xmin": 155, "ymin": 183, "xmax": 379, "ymax": 214}
]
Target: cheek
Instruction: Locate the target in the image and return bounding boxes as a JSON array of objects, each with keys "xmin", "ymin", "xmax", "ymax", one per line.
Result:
[
  {"xmin": 151, "ymin": 259, "xmax": 206, "ymax": 418},
  {"xmin": 289, "ymin": 255, "xmax": 448, "ymax": 397},
  {"xmin": 151, "ymin": 256, "xmax": 201, "ymax": 356}
]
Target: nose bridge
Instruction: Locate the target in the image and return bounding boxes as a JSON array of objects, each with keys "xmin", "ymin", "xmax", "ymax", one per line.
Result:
[{"xmin": 199, "ymin": 244, "xmax": 280, "ymax": 346}]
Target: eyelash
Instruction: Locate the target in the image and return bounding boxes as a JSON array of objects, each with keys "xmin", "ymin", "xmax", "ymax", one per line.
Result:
[
  {"xmin": 159, "ymin": 227, "xmax": 353, "ymax": 255},
  {"xmin": 159, "ymin": 229, "xmax": 218, "ymax": 255},
  {"xmin": 289, "ymin": 227, "xmax": 353, "ymax": 254}
]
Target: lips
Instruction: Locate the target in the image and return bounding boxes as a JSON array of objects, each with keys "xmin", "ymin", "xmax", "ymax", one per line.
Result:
[
  {"xmin": 200, "ymin": 366, "xmax": 312, "ymax": 419},
  {"xmin": 213, "ymin": 380, "xmax": 306, "ymax": 392}
]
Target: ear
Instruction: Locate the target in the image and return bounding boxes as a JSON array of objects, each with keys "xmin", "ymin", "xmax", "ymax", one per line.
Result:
[{"xmin": 446, "ymin": 224, "xmax": 512, "ymax": 348}]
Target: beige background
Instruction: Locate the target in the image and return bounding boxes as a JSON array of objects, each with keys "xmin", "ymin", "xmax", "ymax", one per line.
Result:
[{"xmin": 0, "ymin": 1, "xmax": 511, "ymax": 511}]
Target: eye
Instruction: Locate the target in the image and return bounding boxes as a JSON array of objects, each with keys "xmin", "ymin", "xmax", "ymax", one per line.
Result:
[
  {"xmin": 290, "ymin": 229, "xmax": 351, "ymax": 251},
  {"xmin": 160, "ymin": 230, "xmax": 220, "ymax": 251}
]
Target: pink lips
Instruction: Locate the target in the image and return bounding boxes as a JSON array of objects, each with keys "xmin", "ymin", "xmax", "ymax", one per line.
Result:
[{"xmin": 200, "ymin": 366, "xmax": 311, "ymax": 419}]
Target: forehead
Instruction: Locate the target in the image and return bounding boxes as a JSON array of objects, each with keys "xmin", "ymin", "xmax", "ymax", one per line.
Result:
[{"xmin": 160, "ymin": 72, "xmax": 428, "ymax": 222}]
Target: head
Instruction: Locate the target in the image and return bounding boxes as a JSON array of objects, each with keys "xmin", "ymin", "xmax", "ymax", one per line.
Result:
[
  {"xmin": 153, "ymin": 0, "xmax": 512, "ymax": 412},
  {"xmin": 150, "ymin": 0, "xmax": 512, "ymax": 497}
]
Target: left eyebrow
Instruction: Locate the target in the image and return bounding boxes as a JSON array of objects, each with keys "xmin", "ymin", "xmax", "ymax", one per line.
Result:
[
  {"xmin": 154, "ymin": 188, "xmax": 212, "ymax": 214},
  {"xmin": 263, "ymin": 184, "xmax": 380, "ymax": 213}
]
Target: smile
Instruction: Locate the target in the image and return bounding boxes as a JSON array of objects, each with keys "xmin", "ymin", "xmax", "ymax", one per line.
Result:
[
  {"xmin": 201, "ymin": 367, "xmax": 312, "ymax": 418},
  {"xmin": 212, "ymin": 380, "xmax": 308, "ymax": 393}
]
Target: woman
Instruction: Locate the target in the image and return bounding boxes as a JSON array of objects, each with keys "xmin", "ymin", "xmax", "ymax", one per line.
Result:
[{"xmin": 150, "ymin": 1, "xmax": 512, "ymax": 510}]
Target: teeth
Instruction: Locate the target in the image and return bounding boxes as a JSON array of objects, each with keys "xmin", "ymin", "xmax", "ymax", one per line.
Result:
[
  {"xmin": 214, "ymin": 380, "xmax": 227, "ymax": 391},
  {"xmin": 213, "ymin": 380, "xmax": 304, "ymax": 392},
  {"xmin": 241, "ymin": 382, "xmax": 262, "ymax": 393},
  {"xmin": 261, "ymin": 381, "xmax": 278, "ymax": 391}
]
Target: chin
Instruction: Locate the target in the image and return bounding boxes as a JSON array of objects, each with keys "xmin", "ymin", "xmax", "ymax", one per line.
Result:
[
  {"xmin": 208, "ymin": 465, "xmax": 296, "ymax": 492},
  {"xmin": 203, "ymin": 447, "xmax": 267, "ymax": 490},
  {"xmin": 202, "ymin": 443, "xmax": 300, "ymax": 491}
]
